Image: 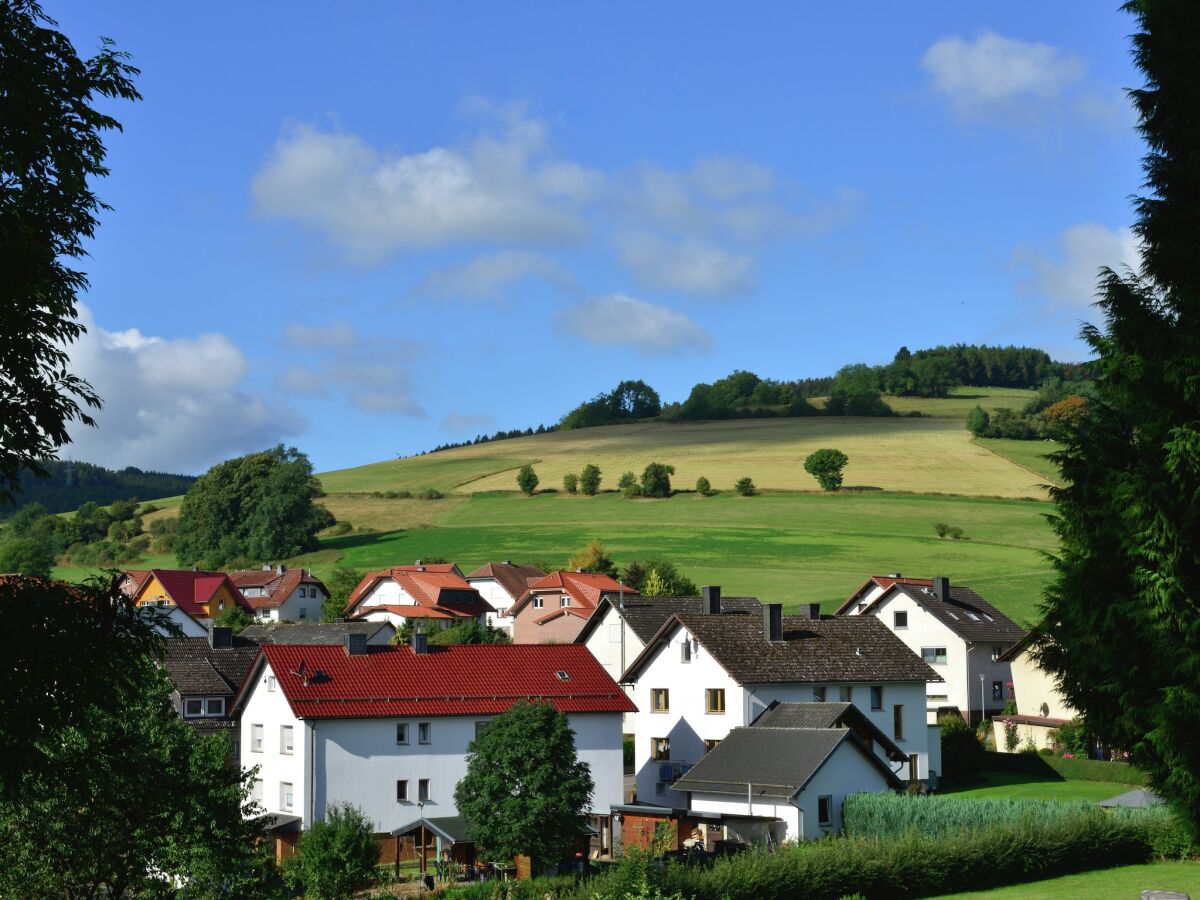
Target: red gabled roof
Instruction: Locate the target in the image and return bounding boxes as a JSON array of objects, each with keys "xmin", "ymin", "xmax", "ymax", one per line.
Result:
[
  {"xmin": 346, "ymin": 564, "xmax": 492, "ymax": 618},
  {"xmin": 255, "ymin": 643, "xmax": 636, "ymax": 719},
  {"xmin": 510, "ymin": 571, "xmax": 635, "ymax": 618},
  {"xmin": 229, "ymin": 567, "xmax": 328, "ymax": 611},
  {"xmin": 351, "ymin": 604, "xmax": 455, "ymax": 620},
  {"xmin": 834, "ymin": 576, "xmax": 933, "ymax": 615},
  {"xmin": 141, "ymin": 569, "xmax": 252, "ymax": 617}
]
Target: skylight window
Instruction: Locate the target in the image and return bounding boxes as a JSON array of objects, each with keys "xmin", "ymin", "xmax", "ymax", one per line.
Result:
[
  {"xmin": 555, "ymin": 671, "xmax": 570, "ymax": 681},
  {"xmin": 965, "ymin": 612, "xmax": 980, "ymax": 621}
]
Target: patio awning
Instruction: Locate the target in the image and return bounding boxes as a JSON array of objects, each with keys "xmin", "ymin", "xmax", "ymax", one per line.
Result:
[{"xmin": 390, "ymin": 815, "xmax": 477, "ymax": 844}]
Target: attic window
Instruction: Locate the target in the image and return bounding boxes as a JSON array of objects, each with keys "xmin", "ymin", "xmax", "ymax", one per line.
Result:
[
  {"xmin": 555, "ymin": 671, "xmax": 570, "ymax": 681},
  {"xmin": 964, "ymin": 611, "xmax": 980, "ymax": 621}
]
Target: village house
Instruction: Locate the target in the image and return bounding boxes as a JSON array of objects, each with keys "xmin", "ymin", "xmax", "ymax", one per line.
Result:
[
  {"xmin": 836, "ymin": 576, "xmax": 1027, "ymax": 723},
  {"xmin": 233, "ymin": 635, "xmax": 634, "ymax": 859},
  {"xmin": 465, "ymin": 561, "xmax": 546, "ymax": 634},
  {"xmin": 574, "ymin": 587, "xmax": 760, "ymax": 732},
  {"xmin": 126, "ymin": 568, "xmax": 254, "ymax": 634},
  {"xmin": 991, "ymin": 633, "xmax": 1078, "ymax": 752},
  {"xmin": 229, "ymin": 565, "xmax": 329, "ymax": 623},
  {"xmin": 240, "ymin": 620, "xmax": 396, "ymax": 646},
  {"xmin": 343, "ymin": 562, "xmax": 494, "ymax": 629},
  {"xmin": 509, "ymin": 570, "xmax": 635, "ymax": 645},
  {"xmin": 620, "ymin": 601, "xmax": 942, "ymax": 808},
  {"xmin": 160, "ymin": 627, "xmax": 260, "ymax": 763}
]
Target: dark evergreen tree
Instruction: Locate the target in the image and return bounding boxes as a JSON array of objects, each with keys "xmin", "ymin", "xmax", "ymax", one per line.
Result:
[{"xmin": 1036, "ymin": 0, "xmax": 1200, "ymax": 837}]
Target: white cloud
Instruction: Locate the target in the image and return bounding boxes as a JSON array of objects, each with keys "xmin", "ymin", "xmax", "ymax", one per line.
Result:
[
  {"xmin": 440, "ymin": 412, "xmax": 496, "ymax": 434},
  {"xmin": 1016, "ymin": 223, "xmax": 1143, "ymax": 309},
  {"xmin": 922, "ymin": 31, "xmax": 1085, "ymax": 118},
  {"xmin": 617, "ymin": 233, "xmax": 754, "ymax": 298},
  {"xmin": 251, "ymin": 112, "xmax": 602, "ymax": 263},
  {"xmin": 64, "ymin": 306, "xmax": 300, "ymax": 473},
  {"xmin": 278, "ymin": 321, "xmax": 426, "ymax": 417},
  {"xmin": 558, "ymin": 294, "xmax": 712, "ymax": 355},
  {"xmin": 417, "ymin": 251, "xmax": 575, "ymax": 298}
]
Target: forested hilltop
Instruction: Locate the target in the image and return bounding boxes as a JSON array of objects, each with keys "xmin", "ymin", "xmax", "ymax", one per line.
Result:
[{"xmin": 7, "ymin": 461, "xmax": 196, "ymax": 514}]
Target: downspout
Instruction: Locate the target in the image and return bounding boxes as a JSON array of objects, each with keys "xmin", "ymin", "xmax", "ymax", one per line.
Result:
[
  {"xmin": 307, "ymin": 720, "xmax": 316, "ymax": 827},
  {"xmin": 964, "ymin": 644, "xmax": 974, "ymax": 725}
]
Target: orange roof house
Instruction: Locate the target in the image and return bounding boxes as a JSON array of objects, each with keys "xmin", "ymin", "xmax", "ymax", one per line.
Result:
[
  {"xmin": 343, "ymin": 561, "xmax": 493, "ymax": 628},
  {"xmin": 131, "ymin": 569, "xmax": 253, "ymax": 621},
  {"xmin": 508, "ymin": 571, "xmax": 637, "ymax": 645},
  {"xmin": 229, "ymin": 564, "xmax": 328, "ymax": 621}
]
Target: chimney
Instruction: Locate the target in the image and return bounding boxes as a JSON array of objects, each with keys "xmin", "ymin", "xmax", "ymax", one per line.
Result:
[
  {"xmin": 209, "ymin": 626, "xmax": 232, "ymax": 649},
  {"xmin": 344, "ymin": 633, "xmax": 367, "ymax": 656},
  {"xmin": 276, "ymin": 563, "xmax": 286, "ymax": 574},
  {"xmin": 887, "ymin": 572, "xmax": 902, "ymax": 579},
  {"xmin": 415, "ymin": 559, "xmax": 422, "ymax": 566},
  {"xmin": 702, "ymin": 585, "xmax": 722, "ymax": 615},
  {"xmin": 932, "ymin": 576, "xmax": 950, "ymax": 601},
  {"xmin": 411, "ymin": 629, "xmax": 429, "ymax": 655},
  {"xmin": 762, "ymin": 603, "xmax": 783, "ymax": 642},
  {"xmin": 502, "ymin": 560, "xmax": 511, "ymax": 565},
  {"xmin": 262, "ymin": 563, "xmax": 272, "ymax": 572},
  {"xmin": 806, "ymin": 603, "xmax": 821, "ymax": 620},
  {"xmin": 192, "ymin": 566, "xmax": 198, "ymax": 572}
]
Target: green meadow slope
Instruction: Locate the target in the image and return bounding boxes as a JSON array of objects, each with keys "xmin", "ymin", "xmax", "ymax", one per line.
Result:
[{"xmin": 68, "ymin": 389, "xmax": 1064, "ymax": 625}]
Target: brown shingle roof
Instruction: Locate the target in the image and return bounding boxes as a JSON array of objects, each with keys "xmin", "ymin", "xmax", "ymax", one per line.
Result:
[
  {"xmin": 623, "ymin": 612, "xmax": 941, "ymax": 685},
  {"xmin": 881, "ymin": 583, "xmax": 1027, "ymax": 644},
  {"xmin": 575, "ymin": 595, "xmax": 761, "ymax": 646},
  {"xmin": 161, "ymin": 636, "xmax": 261, "ymax": 697},
  {"xmin": 466, "ymin": 562, "xmax": 547, "ymax": 603}
]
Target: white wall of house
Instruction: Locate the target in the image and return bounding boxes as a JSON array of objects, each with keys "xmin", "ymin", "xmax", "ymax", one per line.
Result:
[
  {"xmin": 581, "ymin": 605, "xmax": 643, "ymax": 733},
  {"xmin": 355, "ymin": 608, "xmax": 453, "ymax": 630},
  {"xmin": 152, "ymin": 606, "xmax": 209, "ymax": 638},
  {"xmin": 241, "ymin": 662, "xmax": 308, "ymax": 822},
  {"xmin": 687, "ymin": 793, "xmax": 799, "ymax": 845},
  {"xmin": 276, "ymin": 586, "xmax": 324, "ymax": 622},
  {"xmin": 627, "ymin": 622, "xmax": 938, "ymax": 805},
  {"xmin": 467, "ymin": 577, "xmax": 518, "ymax": 633},
  {"xmin": 794, "ymin": 745, "xmax": 893, "ymax": 839},
  {"xmin": 310, "ymin": 712, "xmax": 623, "ymax": 832},
  {"xmin": 357, "ymin": 580, "xmax": 415, "ymax": 608}
]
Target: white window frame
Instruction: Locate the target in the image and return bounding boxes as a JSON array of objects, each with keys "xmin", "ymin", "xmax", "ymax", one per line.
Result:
[
  {"xmin": 280, "ymin": 782, "xmax": 294, "ymax": 812},
  {"xmin": 251, "ymin": 778, "xmax": 263, "ymax": 804},
  {"xmin": 205, "ymin": 697, "xmax": 225, "ymax": 716},
  {"xmin": 183, "ymin": 698, "xmax": 204, "ymax": 718},
  {"xmin": 396, "ymin": 779, "xmax": 409, "ymax": 802},
  {"xmin": 893, "ymin": 610, "xmax": 908, "ymax": 629},
  {"xmin": 418, "ymin": 778, "xmax": 430, "ymax": 802},
  {"xmin": 280, "ymin": 724, "xmax": 293, "ymax": 755},
  {"xmin": 418, "ymin": 722, "xmax": 431, "ymax": 745},
  {"xmin": 921, "ymin": 647, "xmax": 948, "ymax": 665},
  {"xmin": 532, "ymin": 597, "xmax": 544, "ymax": 609},
  {"xmin": 267, "ymin": 675, "xmax": 277, "ymax": 692},
  {"xmin": 251, "ymin": 724, "xmax": 264, "ymax": 753}
]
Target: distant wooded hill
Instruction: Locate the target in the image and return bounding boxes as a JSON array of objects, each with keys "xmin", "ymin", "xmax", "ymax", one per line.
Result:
[{"xmin": 7, "ymin": 461, "xmax": 196, "ymax": 515}]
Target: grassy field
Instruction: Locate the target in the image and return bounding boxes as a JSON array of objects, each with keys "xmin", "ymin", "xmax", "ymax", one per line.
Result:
[
  {"xmin": 932, "ymin": 861, "xmax": 1200, "ymax": 899},
  {"xmin": 882, "ymin": 386, "xmax": 1036, "ymax": 418},
  {"xmin": 306, "ymin": 491, "xmax": 1055, "ymax": 622},
  {"xmin": 322, "ymin": 415, "xmax": 1050, "ymax": 500},
  {"xmin": 976, "ymin": 437, "xmax": 1064, "ymax": 487},
  {"xmin": 940, "ymin": 770, "xmax": 1136, "ymax": 803},
  {"xmin": 51, "ymin": 389, "xmax": 1065, "ymax": 625}
]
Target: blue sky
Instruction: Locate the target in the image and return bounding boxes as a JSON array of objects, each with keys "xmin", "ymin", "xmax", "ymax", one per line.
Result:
[{"xmin": 53, "ymin": 2, "xmax": 1145, "ymax": 474}]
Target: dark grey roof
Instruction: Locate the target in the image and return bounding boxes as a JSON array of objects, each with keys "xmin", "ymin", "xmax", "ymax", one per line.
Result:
[
  {"xmin": 626, "ymin": 613, "xmax": 941, "ymax": 685},
  {"xmin": 885, "ymin": 584, "xmax": 1027, "ymax": 644},
  {"xmin": 577, "ymin": 595, "xmax": 761, "ymax": 645},
  {"xmin": 389, "ymin": 816, "xmax": 477, "ymax": 843},
  {"xmin": 240, "ymin": 621, "xmax": 393, "ymax": 644},
  {"xmin": 674, "ymin": 727, "xmax": 901, "ymax": 799},
  {"xmin": 751, "ymin": 701, "xmax": 907, "ymax": 762},
  {"xmin": 1098, "ymin": 788, "xmax": 1163, "ymax": 809},
  {"xmin": 161, "ymin": 636, "xmax": 261, "ymax": 696}
]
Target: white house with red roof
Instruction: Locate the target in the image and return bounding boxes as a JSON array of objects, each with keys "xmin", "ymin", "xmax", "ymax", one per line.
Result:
[
  {"xmin": 343, "ymin": 561, "xmax": 494, "ymax": 629},
  {"xmin": 465, "ymin": 561, "xmax": 547, "ymax": 634},
  {"xmin": 509, "ymin": 571, "xmax": 636, "ymax": 645},
  {"xmin": 233, "ymin": 636, "xmax": 634, "ymax": 853},
  {"xmin": 229, "ymin": 564, "xmax": 328, "ymax": 623},
  {"xmin": 128, "ymin": 568, "xmax": 253, "ymax": 634}
]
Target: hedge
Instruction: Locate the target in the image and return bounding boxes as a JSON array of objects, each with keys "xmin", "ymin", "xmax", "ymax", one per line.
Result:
[
  {"xmin": 444, "ymin": 803, "xmax": 1191, "ymax": 900},
  {"xmin": 980, "ymin": 750, "xmax": 1147, "ymax": 785}
]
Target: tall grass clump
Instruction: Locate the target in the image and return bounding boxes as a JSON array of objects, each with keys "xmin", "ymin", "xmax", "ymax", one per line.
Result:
[{"xmin": 843, "ymin": 791, "xmax": 1093, "ymax": 838}]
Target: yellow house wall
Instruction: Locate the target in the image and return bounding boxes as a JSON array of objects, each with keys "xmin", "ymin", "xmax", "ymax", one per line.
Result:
[
  {"xmin": 1011, "ymin": 649, "xmax": 1074, "ymax": 720},
  {"xmin": 135, "ymin": 576, "xmax": 238, "ymax": 618}
]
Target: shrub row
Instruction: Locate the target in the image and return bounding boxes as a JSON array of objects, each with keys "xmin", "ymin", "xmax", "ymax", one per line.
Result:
[
  {"xmin": 980, "ymin": 750, "xmax": 1147, "ymax": 785},
  {"xmin": 445, "ymin": 803, "xmax": 1191, "ymax": 900}
]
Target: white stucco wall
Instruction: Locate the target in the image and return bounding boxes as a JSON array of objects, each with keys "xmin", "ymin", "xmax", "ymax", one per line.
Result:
[
  {"xmin": 241, "ymin": 662, "xmax": 308, "ymax": 822},
  {"xmin": 467, "ymin": 577, "xmax": 518, "ymax": 633},
  {"xmin": 311, "ymin": 712, "xmax": 624, "ymax": 832},
  {"xmin": 794, "ymin": 743, "xmax": 893, "ymax": 839},
  {"xmin": 688, "ymin": 793, "xmax": 799, "ymax": 844},
  {"xmin": 153, "ymin": 606, "xmax": 208, "ymax": 637},
  {"xmin": 277, "ymin": 586, "xmax": 324, "ymax": 622},
  {"xmin": 358, "ymin": 581, "xmax": 414, "ymax": 608},
  {"xmin": 581, "ymin": 605, "xmax": 643, "ymax": 732}
]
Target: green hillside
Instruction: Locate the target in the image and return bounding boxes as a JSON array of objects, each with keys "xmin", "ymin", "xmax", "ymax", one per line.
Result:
[{"xmin": 68, "ymin": 389, "xmax": 1063, "ymax": 626}]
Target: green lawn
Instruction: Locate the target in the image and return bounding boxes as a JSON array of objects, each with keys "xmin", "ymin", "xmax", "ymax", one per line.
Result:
[
  {"xmin": 884, "ymin": 387, "xmax": 1037, "ymax": 418},
  {"xmin": 940, "ymin": 770, "xmax": 1136, "ymax": 802},
  {"xmin": 308, "ymin": 490, "xmax": 1056, "ymax": 623},
  {"xmin": 976, "ymin": 437, "xmax": 1064, "ymax": 487},
  {"xmin": 931, "ymin": 861, "xmax": 1200, "ymax": 899}
]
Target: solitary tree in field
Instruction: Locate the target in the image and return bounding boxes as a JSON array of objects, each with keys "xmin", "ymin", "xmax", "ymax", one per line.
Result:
[
  {"xmin": 455, "ymin": 701, "xmax": 593, "ymax": 876},
  {"xmin": 804, "ymin": 449, "xmax": 849, "ymax": 491},
  {"xmin": 639, "ymin": 462, "xmax": 674, "ymax": 498},
  {"xmin": 1036, "ymin": 0, "xmax": 1200, "ymax": 837},
  {"xmin": 695, "ymin": 476, "xmax": 712, "ymax": 496},
  {"xmin": 735, "ymin": 477, "xmax": 756, "ymax": 497},
  {"xmin": 0, "ymin": 1, "xmax": 140, "ymax": 505},
  {"xmin": 579, "ymin": 463, "xmax": 602, "ymax": 495},
  {"xmin": 516, "ymin": 464, "xmax": 539, "ymax": 495}
]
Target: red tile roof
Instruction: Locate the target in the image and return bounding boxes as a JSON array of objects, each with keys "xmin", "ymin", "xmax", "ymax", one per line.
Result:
[
  {"xmin": 346, "ymin": 564, "xmax": 492, "ymax": 619},
  {"xmin": 139, "ymin": 569, "xmax": 252, "ymax": 617},
  {"xmin": 351, "ymin": 605, "xmax": 455, "ymax": 620},
  {"xmin": 229, "ymin": 567, "xmax": 327, "ymax": 611},
  {"xmin": 510, "ymin": 571, "xmax": 635, "ymax": 618},
  {"xmin": 254, "ymin": 643, "xmax": 636, "ymax": 719}
]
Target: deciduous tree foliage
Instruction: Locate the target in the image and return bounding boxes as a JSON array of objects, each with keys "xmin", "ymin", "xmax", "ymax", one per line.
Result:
[
  {"xmin": 579, "ymin": 463, "xmax": 602, "ymax": 495},
  {"xmin": 639, "ymin": 462, "xmax": 674, "ymax": 498},
  {"xmin": 0, "ymin": 2, "xmax": 139, "ymax": 505},
  {"xmin": 455, "ymin": 701, "xmax": 594, "ymax": 874},
  {"xmin": 804, "ymin": 448, "xmax": 849, "ymax": 491},
  {"xmin": 175, "ymin": 445, "xmax": 333, "ymax": 569},
  {"xmin": 566, "ymin": 540, "xmax": 618, "ymax": 579},
  {"xmin": 516, "ymin": 464, "xmax": 539, "ymax": 495},
  {"xmin": 322, "ymin": 565, "xmax": 364, "ymax": 621},
  {"xmin": 284, "ymin": 803, "xmax": 377, "ymax": 900},
  {"xmin": 1036, "ymin": 0, "xmax": 1200, "ymax": 838},
  {"xmin": 0, "ymin": 574, "xmax": 282, "ymax": 896}
]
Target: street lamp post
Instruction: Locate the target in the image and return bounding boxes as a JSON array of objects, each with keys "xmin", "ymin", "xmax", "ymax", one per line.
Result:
[{"xmin": 979, "ymin": 673, "xmax": 985, "ymax": 725}]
